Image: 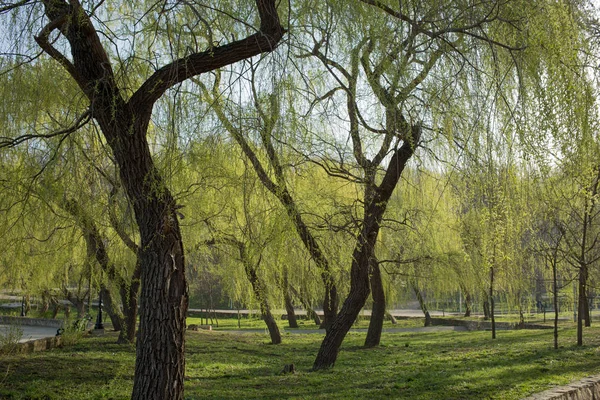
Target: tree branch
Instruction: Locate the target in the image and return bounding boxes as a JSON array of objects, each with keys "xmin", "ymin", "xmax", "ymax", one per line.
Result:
[{"xmin": 129, "ymin": 0, "xmax": 285, "ymax": 111}]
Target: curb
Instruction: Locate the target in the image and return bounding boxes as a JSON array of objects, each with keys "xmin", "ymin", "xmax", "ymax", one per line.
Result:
[{"xmin": 523, "ymin": 375, "xmax": 600, "ymax": 399}]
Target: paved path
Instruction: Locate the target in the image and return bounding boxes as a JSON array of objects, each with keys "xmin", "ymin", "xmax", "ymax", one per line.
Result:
[
  {"xmin": 219, "ymin": 326, "xmax": 468, "ymax": 335},
  {"xmin": 0, "ymin": 324, "xmax": 58, "ymax": 343}
]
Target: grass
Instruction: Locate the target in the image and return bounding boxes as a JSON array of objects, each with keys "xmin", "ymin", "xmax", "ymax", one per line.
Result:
[
  {"xmin": 1, "ymin": 321, "xmax": 600, "ymax": 399},
  {"xmin": 186, "ymin": 315, "xmax": 426, "ymax": 331}
]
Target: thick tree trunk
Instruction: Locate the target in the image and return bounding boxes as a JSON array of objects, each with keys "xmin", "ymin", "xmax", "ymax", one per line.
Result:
[
  {"xmin": 37, "ymin": 2, "xmax": 283, "ymax": 398},
  {"xmin": 365, "ymin": 261, "xmax": 385, "ymax": 347},
  {"xmin": 312, "ymin": 257, "xmax": 371, "ymax": 369}
]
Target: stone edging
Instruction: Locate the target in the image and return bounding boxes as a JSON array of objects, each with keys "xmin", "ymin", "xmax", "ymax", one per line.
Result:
[
  {"xmin": 13, "ymin": 336, "xmax": 63, "ymax": 354},
  {"xmin": 0, "ymin": 315, "xmax": 63, "ymax": 328},
  {"xmin": 523, "ymin": 374, "xmax": 600, "ymax": 399}
]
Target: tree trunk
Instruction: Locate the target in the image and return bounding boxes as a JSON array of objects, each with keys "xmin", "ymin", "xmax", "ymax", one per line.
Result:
[
  {"xmin": 249, "ymin": 274, "xmax": 281, "ymax": 344},
  {"xmin": 490, "ymin": 266, "xmax": 496, "ymax": 340},
  {"xmin": 100, "ymin": 286, "xmax": 124, "ymax": 332},
  {"xmin": 312, "ymin": 123, "xmax": 419, "ymax": 370},
  {"xmin": 552, "ymin": 257, "xmax": 559, "ymax": 350},
  {"xmin": 117, "ymin": 266, "xmax": 140, "ymax": 344},
  {"xmin": 319, "ymin": 283, "xmax": 338, "ymax": 330},
  {"xmin": 577, "ymin": 265, "xmax": 586, "ymax": 346},
  {"xmin": 365, "ymin": 260, "xmax": 385, "ymax": 347},
  {"xmin": 411, "ymin": 280, "xmax": 432, "ymax": 327},
  {"xmin": 288, "ymin": 284, "xmax": 321, "ymax": 326},
  {"xmin": 283, "ymin": 288, "xmax": 299, "ymax": 329},
  {"xmin": 36, "ymin": 2, "xmax": 283, "ymax": 397},
  {"xmin": 240, "ymin": 245, "xmax": 281, "ymax": 345},
  {"xmin": 312, "ymin": 263, "xmax": 371, "ymax": 370},
  {"xmin": 459, "ymin": 284, "xmax": 472, "ymax": 317},
  {"xmin": 385, "ymin": 311, "xmax": 397, "ymax": 325},
  {"xmin": 583, "ymin": 273, "xmax": 591, "ymax": 327},
  {"xmin": 483, "ymin": 298, "xmax": 490, "ymax": 320}
]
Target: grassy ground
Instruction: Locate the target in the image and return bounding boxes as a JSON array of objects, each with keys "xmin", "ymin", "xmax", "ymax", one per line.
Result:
[{"xmin": 1, "ymin": 321, "xmax": 600, "ymax": 399}]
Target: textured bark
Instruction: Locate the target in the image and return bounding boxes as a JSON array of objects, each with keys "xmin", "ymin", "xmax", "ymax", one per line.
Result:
[
  {"xmin": 365, "ymin": 261, "xmax": 385, "ymax": 347},
  {"xmin": 37, "ymin": 1, "xmax": 284, "ymax": 398}
]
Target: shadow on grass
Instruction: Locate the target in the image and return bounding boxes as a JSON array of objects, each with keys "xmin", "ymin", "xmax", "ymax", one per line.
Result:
[{"xmin": 2, "ymin": 328, "xmax": 599, "ymax": 399}]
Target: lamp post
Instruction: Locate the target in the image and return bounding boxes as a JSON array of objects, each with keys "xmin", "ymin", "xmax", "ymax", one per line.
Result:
[{"xmin": 94, "ymin": 289, "xmax": 104, "ymax": 330}]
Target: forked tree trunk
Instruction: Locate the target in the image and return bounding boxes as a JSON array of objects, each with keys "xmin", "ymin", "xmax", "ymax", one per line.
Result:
[
  {"xmin": 320, "ymin": 283, "xmax": 338, "ymax": 330},
  {"xmin": 312, "ymin": 126, "xmax": 419, "ymax": 370},
  {"xmin": 37, "ymin": 2, "xmax": 284, "ymax": 397},
  {"xmin": 365, "ymin": 261, "xmax": 385, "ymax": 347}
]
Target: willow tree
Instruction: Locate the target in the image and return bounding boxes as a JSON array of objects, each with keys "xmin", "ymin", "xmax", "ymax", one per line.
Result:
[
  {"xmin": 1, "ymin": 1, "xmax": 284, "ymax": 398},
  {"xmin": 298, "ymin": 0, "xmax": 551, "ymax": 369},
  {"xmin": 517, "ymin": 1, "xmax": 599, "ymax": 346}
]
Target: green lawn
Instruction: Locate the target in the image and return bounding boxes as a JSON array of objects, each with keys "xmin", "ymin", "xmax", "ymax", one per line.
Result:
[{"xmin": 1, "ymin": 324, "xmax": 599, "ymax": 399}]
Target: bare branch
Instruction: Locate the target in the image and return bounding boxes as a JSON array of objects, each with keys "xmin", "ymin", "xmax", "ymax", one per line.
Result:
[
  {"xmin": 0, "ymin": 110, "xmax": 91, "ymax": 149},
  {"xmin": 129, "ymin": 0, "xmax": 286, "ymax": 111}
]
